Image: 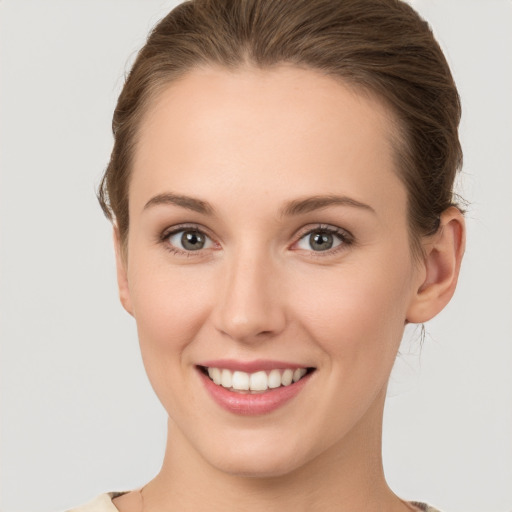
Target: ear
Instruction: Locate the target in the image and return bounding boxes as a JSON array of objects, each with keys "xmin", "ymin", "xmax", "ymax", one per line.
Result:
[
  {"xmin": 113, "ymin": 226, "xmax": 134, "ymax": 316},
  {"xmin": 406, "ymin": 207, "xmax": 466, "ymax": 323}
]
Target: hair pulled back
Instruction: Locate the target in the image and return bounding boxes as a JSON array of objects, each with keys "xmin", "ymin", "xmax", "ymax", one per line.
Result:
[{"xmin": 98, "ymin": 0, "xmax": 462, "ymax": 254}]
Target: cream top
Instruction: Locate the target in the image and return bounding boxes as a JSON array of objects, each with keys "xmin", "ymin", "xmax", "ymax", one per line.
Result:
[{"xmin": 66, "ymin": 492, "xmax": 442, "ymax": 512}]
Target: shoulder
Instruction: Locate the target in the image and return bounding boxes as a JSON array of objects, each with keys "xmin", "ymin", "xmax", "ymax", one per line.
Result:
[
  {"xmin": 64, "ymin": 494, "xmax": 443, "ymax": 512},
  {"xmin": 65, "ymin": 492, "xmax": 126, "ymax": 512}
]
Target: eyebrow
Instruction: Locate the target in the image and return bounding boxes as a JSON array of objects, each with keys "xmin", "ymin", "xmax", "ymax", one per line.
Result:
[
  {"xmin": 143, "ymin": 193, "xmax": 214, "ymax": 215},
  {"xmin": 143, "ymin": 192, "xmax": 375, "ymax": 217},
  {"xmin": 280, "ymin": 195, "xmax": 376, "ymax": 217}
]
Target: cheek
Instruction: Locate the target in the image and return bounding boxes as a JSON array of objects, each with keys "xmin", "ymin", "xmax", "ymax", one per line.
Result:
[
  {"xmin": 127, "ymin": 256, "xmax": 214, "ymax": 380},
  {"xmin": 293, "ymin": 256, "xmax": 414, "ymax": 372}
]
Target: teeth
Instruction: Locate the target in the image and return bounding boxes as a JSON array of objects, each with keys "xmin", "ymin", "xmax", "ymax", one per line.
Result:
[
  {"xmin": 221, "ymin": 369, "xmax": 232, "ymax": 388},
  {"xmin": 268, "ymin": 369, "xmax": 282, "ymax": 389},
  {"xmin": 281, "ymin": 369, "xmax": 293, "ymax": 386},
  {"xmin": 249, "ymin": 371, "xmax": 268, "ymax": 391},
  {"xmin": 232, "ymin": 371, "xmax": 249, "ymax": 391},
  {"xmin": 293, "ymin": 368, "xmax": 307, "ymax": 382},
  {"xmin": 208, "ymin": 367, "xmax": 222, "ymax": 385},
  {"xmin": 205, "ymin": 367, "xmax": 309, "ymax": 392}
]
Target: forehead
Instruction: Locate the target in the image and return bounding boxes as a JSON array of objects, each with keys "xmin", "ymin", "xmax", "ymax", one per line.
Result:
[{"xmin": 131, "ymin": 65, "xmax": 406, "ymax": 219}]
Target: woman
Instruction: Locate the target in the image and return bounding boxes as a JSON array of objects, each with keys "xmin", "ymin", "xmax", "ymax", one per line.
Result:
[{"xmin": 73, "ymin": 0, "xmax": 465, "ymax": 510}]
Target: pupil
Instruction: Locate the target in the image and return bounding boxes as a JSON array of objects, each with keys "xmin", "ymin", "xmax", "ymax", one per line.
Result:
[
  {"xmin": 310, "ymin": 232, "xmax": 333, "ymax": 251},
  {"xmin": 181, "ymin": 231, "xmax": 205, "ymax": 250}
]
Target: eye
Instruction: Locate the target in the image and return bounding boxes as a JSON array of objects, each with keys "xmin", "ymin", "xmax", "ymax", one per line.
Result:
[
  {"xmin": 166, "ymin": 229, "xmax": 214, "ymax": 252},
  {"xmin": 295, "ymin": 227, "xmax": 348, "ymax": 252}
]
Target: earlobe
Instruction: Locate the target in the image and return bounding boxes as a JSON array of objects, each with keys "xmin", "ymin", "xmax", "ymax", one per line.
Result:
[
  {"xmin": 406, "ymin": 207, "xmax": 466, "ymax": 324},
  {"xmin": 113, "ymin": 226, "xmax": 134, "ymax": 316}
]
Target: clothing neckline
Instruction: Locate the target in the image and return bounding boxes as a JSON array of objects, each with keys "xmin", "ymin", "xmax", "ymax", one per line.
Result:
[{"xmin": 75, "ymin": 491, "xmax": 439, "ymax": 512}]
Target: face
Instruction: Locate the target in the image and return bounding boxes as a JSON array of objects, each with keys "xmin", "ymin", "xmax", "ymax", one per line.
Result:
[{"xmin": 118, "ymin": 65, "xmax": 426, "ymax": 477}]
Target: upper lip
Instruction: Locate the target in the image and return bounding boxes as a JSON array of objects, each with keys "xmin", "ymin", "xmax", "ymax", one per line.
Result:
[{"xmin": 198, "ymin": 359, "xmax": 312, "ymax": 373}]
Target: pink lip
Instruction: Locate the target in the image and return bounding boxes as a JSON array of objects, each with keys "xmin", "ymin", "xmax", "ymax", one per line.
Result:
[
  {"xmin": 197, "ymin": 366, "xmax": 313, "ymax": 416},
  {"xmin": 198, "ymin": 359, "xmax": 308, "ymax": 373}
]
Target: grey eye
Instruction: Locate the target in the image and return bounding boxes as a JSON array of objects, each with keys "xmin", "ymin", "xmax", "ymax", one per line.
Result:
[
  {"xmin": 310, "ymin": 232, "xmax": 334, "ymax": 251},
  {"xmin": 296, "ymin": 230, "xmax": 343, "ymax": 252},
  {"xmin": 168, "ymin": 230, "xmax": 212, "ymax": 251}
]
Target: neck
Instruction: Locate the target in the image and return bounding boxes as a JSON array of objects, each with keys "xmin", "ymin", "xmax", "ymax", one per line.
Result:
[{"xmin": 143, "ymin": 387, "xmax": 405, "ymax": 512}]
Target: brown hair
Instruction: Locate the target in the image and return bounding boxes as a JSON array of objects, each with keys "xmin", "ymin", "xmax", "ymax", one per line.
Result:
[{"xmin": 98, "ymin": 0, "xmax": 462, "ymax": 255}]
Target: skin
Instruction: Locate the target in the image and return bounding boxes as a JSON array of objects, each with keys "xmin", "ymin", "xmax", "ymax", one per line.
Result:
[{"xmin": 113, "ymin": 66, "xmax": 465, "ymax": 512}]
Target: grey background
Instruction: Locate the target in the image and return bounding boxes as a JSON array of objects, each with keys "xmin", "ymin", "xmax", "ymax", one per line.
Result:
[{"xmin": 1, "ymin": 1, "xmax": 511, "ymax": 511}]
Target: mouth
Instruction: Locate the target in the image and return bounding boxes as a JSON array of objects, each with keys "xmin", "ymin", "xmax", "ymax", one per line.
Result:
[
  {"xmin": 196, "ymin": 363, "xmax": 316, "ymax": 415},
  {"xmin": 198, "ymin": 365, "xmax": 315, "ymax": 394}
]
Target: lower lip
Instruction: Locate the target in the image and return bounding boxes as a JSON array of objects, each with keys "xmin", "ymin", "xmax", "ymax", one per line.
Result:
[{"xmin": 198, "ymin": 369, "xmax": 313, "ymax": 416}]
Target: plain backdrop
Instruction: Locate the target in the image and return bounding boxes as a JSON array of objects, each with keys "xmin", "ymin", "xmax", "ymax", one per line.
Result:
[{"xmin": 1, "ymin": 1, "xmax": 511, "ymax": 511}]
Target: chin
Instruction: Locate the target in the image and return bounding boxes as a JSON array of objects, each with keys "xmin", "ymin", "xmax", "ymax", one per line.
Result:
[
  {"xmin": 199, "ymin": 433, "xmax": 313, "ymax": 478},
  {"xmin": 211, "ymin": 453, "xmax": 304, "ymax": 479}
]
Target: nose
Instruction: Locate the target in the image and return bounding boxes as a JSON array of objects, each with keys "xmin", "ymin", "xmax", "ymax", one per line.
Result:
[{"xmin": 212, "ymin": 249, "xmax": 287, "ymax": 343}]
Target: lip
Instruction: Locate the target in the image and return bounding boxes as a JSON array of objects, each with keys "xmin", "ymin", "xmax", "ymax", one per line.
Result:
[
  {"xmin": 198, "ymin": 359, "xmax": 308, "ymax": 373},
  {"xmin": 197, "ymin": 363, "xmax": 314, "ymax": 416}
]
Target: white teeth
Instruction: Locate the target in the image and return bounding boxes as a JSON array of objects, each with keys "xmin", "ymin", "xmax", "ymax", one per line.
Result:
[
  {"xmin": 281, "ymin": 369, "xmax": 293, "ymax": 386},
  {"xmin": 212, "ymin": 367, "xmax": 222, "ymax": 385},
  {"xmin": 221, "ymin": 369, "xmax": 232, "ymax": 388},
  {"xmin": 208, "ymin": 367, "xmax": 222, "ymax": 385},
  {"xmin": 232, "ymin": 371, "xmax": 250, "ymax": 391},
  {"xmin": 268, "ymin": 369, "xmax": 282, "ymax": 389},
  {"xmin": 293, "ymin": 368, "xmax": 307, "ymax": 382},
  {"xmin": 249, "ymin": 371, "xmax": 268, "ymax": 391},
  {"xmin": 206, "ymin": 366, "xmax": 309, "ymax": 392}
]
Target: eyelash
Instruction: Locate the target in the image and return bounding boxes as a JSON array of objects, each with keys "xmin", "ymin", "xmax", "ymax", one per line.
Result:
[
  {"xmin": 159, "ymin": 223, "xmax": 216, "ymax": 257},
  {"xmin": 293, "ymin": 224, "xmax": 354, "ymax": 257},
  {"xmin": 158, "ymin": 223, "xmax": 354, "ymax": 257}
]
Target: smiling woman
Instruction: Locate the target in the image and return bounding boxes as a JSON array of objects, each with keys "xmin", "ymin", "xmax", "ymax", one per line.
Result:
[{"xmin": 76, "ymin": 1, "xmax": 466, "ymax": 511}]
